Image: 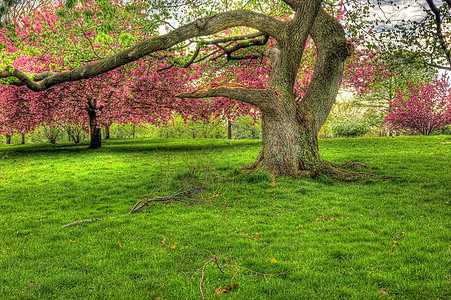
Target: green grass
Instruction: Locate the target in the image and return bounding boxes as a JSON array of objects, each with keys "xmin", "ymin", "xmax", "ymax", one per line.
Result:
[{"xmin": 0, "ymin": 136, "xmax": 450, "ymax": 299}]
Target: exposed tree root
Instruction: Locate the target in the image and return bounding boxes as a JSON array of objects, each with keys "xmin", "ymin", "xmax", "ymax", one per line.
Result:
[
  {"xmin": 242, "ymin": 155, "xmax": 388, "ymax": 182},
  {"xmin": 241, "ymin": 149, "xmax": 264, "ymax": 171},
  {"xmin": 330, "ymin": 161, "xmax": 369, "ymax": 170}
]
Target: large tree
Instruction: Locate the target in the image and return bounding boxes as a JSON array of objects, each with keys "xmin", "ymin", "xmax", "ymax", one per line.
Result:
[{"xmin": 0, "ymin": 0, "xmax": 386, "ymax": 180}]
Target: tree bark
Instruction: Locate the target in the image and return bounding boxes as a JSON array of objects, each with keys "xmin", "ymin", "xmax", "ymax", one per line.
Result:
[
  {"xmin": 227, "ymin": 119, "xmax": 232, "ymax": 139},
  {"xmin": 21, "ymin": 133, "xmax": 25, "ymax": 144},
  {"xmin": 104, "ymin": 125, "xmax": 110, "ymax": 139},
  {"xmin": 87, "ymin": 109, "xmax": 101, "ymax": 149}
]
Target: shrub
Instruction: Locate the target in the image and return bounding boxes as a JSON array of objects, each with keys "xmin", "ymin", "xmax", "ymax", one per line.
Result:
[{"xmin": 330, "ymin": 116, "xmax": 369, "ymax": 137}]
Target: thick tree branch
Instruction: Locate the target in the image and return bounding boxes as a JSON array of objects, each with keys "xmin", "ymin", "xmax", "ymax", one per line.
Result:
[
  {"xmin": 222, "ymin": 34, "xmax": 269, "ymax": 60},
  {"xmin": 1, "ymin": 10, "xmax": 284, "ymax": 92},
  {"xmin": 177, "ymin": 83, "xmax": 277, "ymax": 109},
  {"xmin": 300, "ymin": 8, "xmax": 353, "ymax": 132},
  {"xmin": 281, "ymin": 0, "xmax": 301, "ymax": 10},
  {"xmin": 268, "ymin": 0, "xmax": 321, "ymax": 94},
  {"xmin": 198, "ymin": 32, "xmax": 265, "ymax": 45}
]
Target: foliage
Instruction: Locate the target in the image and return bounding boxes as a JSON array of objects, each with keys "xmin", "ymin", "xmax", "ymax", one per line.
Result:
[
  {"xmin": 344, "ymin": 0, "xmax": 450, "ymax": 71},
  {"xmin": 330, "ymin": 116, "xmax": 369, "ymax": 138},
  {"xmin": 42, "ymin": 125, "xmax": 60, "ymax": 143},
  {"xmin": 145, "ymin": 116, "xmax": 225, "ymax": 139},
  {"xmin": 384, "ymin": 75, "xmax": 451, "ymax": 135},
  {"xmin": 327, "ymin": 94, "xmax": 371, "ymax": 138},
  {"xmin": 0, "ymin": 1, "xmax": 388, "ymax": 136},
  {"xmin": 231, "ymin": 115, "xmax": 261, "ymax": 139},
  {"xmin": 0, "ymin": 136, "xmax": 449, "ymax": 298}
]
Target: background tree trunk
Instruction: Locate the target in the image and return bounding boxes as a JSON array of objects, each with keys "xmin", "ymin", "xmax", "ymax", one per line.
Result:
[
  {"xmin": 227, "ymin": 119, "xmax": 232, "ymax": 139},
  {"xmin": 87, "ymin": 109, "xmax": 101, "ymax": 149},
  {"xmin": 5, "ymin": 134, "xmax": 11, "ymax": 144},
  {"xmin": 21, "ymin": 133, "xmax": 25, "ymax": 144},
  {"xmin": 104, "ymin": 125, "xmax": 110, "ymax": 139}
]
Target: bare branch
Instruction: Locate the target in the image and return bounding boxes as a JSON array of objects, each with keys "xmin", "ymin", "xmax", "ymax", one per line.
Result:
[
  {"xmin": 62, "ymin": 186, "xmax": 204, "ymax": 228},
  {"xmin": 424, "ymin": 62, "xmax": 451, "ymax": 71},
  {"xmin": 62, "ymin": 218, "xmax": 101, "ymax": 228},
  {"xmin": 182, "ymin": 254, "xmax": 302, "ymax": 299},
  {"xmin": 128, "ymin": 186, "xmax": 204, "ymax": 214}
]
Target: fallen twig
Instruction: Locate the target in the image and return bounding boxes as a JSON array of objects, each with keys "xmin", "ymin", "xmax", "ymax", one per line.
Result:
[
  {"xmin": 62, "ymin": 186, "xmax": 204, "ymax": 228},
  {"xmin": 62, "ymin": 218, "xmax": 101, "ymax": 228},
  {"xmin": 129, "ymin": 187, "xmax": 204, "ymax": 214},
  {"xmin": 182, "ymin": 255, "xmax": 300, "ymax": 300}
]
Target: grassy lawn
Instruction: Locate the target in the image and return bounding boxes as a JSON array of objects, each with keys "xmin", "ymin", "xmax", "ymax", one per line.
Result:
[{"xmin": 0, "ymin": 136, "xmax": 450, "ymax": 299}]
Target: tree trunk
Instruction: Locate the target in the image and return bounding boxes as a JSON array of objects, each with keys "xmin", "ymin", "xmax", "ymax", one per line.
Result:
[
  {"xmin": 104, "ymin": 125, "xmax": 110, "ymax": 139},
  {"xmin": 5, "ymin": 134, "xmax": 11, "ymax": 144},
  {"xmin": 243, "ymin": 97, "xmax": 323, "ymax": 177},
  {"xmin": 87, "ymin": 109, "xmax": 101, "ymax": 149},
  {"xmin": 243, "ymin": 103, "xmax": 379, "ymax": 181},
  {"xmin": 227, "ymin": 119, "xmax": 232, "ymax": 139},
  {"xmin": 21, "ymin": 133, "xmax": 25, "ymax": 144},
  {"xmin": 241, "ymin": 8, "xmax": 386, "ymax": 181}
]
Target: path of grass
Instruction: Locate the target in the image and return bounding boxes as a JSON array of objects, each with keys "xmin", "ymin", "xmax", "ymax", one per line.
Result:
[{"xmin": 0, "ymin": 136, "xmax": 450, "ymax": 299}]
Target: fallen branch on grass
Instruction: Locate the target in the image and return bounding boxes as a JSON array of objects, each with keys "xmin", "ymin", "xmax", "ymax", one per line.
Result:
[
  {"xmin": 179, "ymin": 255, "xmax": 304, "ymax": 299},
  {"xmin": 62, "ymin": 218, "xmax": 101, "ymax": 228},
  {"xmin": 128, "ymin": 187, "xmax": 204, "ymax": 214},
  {"xmin": 62, "ymin": 187, "xmax": 204, "ymax": 228}
]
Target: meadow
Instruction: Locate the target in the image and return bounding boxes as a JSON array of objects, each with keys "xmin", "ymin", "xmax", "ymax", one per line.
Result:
[{"xmin": 0, "ymin": 136, "xmax": 450, "ymax": 299}]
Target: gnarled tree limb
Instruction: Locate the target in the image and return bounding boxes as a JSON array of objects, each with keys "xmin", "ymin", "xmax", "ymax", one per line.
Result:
[
  {"xmin": 177, "ymin": 83, "xmax": 277, "ymax": 109},
  {"xmin": 1, "ymin": 10, "xmax": 284, "ymax": 92}
]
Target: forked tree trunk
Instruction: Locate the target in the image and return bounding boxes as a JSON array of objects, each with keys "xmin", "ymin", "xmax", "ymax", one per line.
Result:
[
  {"xmin": 87, "ymin": 109, "xmax": 101, "ymax": 149},
  {"xmin": 240, "ymin": 8, "xmax": 386, "ymax": 181}
]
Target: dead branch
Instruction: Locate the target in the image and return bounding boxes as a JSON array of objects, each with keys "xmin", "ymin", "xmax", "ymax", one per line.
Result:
[
  {"xmin": 62, "ymin": 218, "xmax": 101, "ymax": 228},
  {"xmin": 128, "ymin": 186, "xmax": 204, "ymax": 214},
  {"xmin": 62, "ymin": 186, "xmax": 204, "ymax": 228},
  {"xmin": 182, "ymin": 255, "xmax": 301, "ymax": 300}
]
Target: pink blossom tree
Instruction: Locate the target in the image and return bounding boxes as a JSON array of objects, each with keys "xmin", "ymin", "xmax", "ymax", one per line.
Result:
[{"xmin": 384, "ymin": 75, "xmax": 451, "ymax": 135}]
